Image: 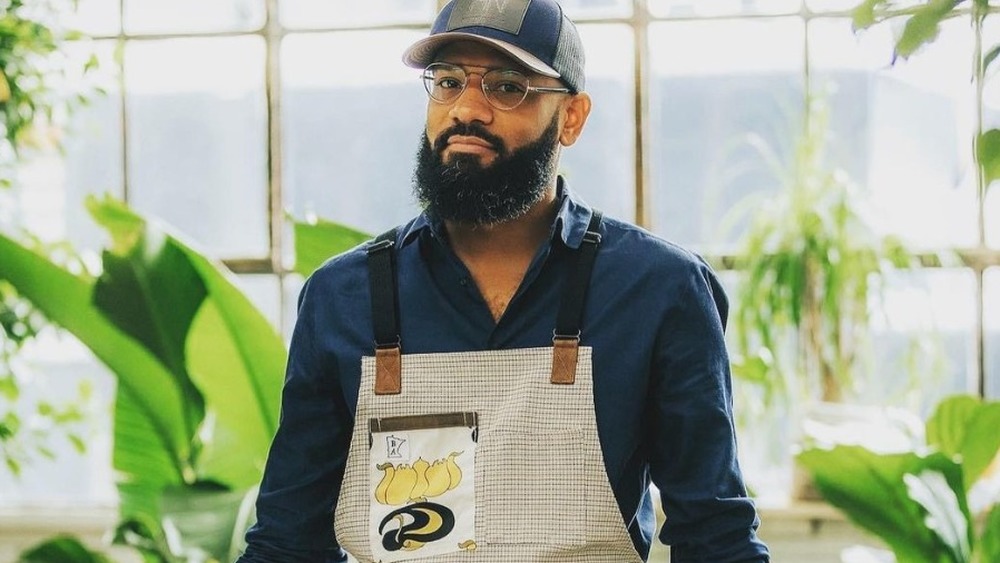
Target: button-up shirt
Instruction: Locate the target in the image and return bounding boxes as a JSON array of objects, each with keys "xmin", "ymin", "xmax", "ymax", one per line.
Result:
[{"xmin": 239, "ymin": 179, "xmax": 770, "ymax": 562}]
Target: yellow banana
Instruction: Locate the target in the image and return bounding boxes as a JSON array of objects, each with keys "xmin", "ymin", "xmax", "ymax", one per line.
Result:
[
  {"xmin": 374, "ymin": 462, "xmax": 394, "ymax": 505},
  {"xmin": 386, "ymin": 463, "xmax": 417, "ymax": 505},
  {"xmin": 423, "ymin": 459, "xmax": 451, "ymax": 497},
  {"xmin": 410, "ymin": 457, "xmax": 430, "ymax": 501},
  {"xmin": 445, "ymin": 451, "xmax": 463, "ymax": 490}
]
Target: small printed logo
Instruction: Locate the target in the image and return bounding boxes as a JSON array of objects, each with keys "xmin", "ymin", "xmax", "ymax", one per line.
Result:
[{"xmin": 385, "ymin": 435, "xmax": 408, "ymax": 459}]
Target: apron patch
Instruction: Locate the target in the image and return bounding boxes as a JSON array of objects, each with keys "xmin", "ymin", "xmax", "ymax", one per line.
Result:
[{"xmin": 369, "ymin": 415, "xmax": 478, "ymax": 561}]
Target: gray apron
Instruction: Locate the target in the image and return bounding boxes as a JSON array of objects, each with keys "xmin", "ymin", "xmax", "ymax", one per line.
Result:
[{"xmin": 334, "ymin": 212, "xmax": 642, "ymax": 562}]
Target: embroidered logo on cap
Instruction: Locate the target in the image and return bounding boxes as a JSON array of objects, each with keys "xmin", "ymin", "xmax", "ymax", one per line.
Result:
[{"xmin": 446, "ymin": 0, "xmax": 531, "ymax": 35}]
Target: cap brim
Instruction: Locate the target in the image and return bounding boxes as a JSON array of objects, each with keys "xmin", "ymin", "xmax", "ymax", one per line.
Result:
[{"xmin": 402, "ymin": 32, "xmax": 560, "ymax": 79}]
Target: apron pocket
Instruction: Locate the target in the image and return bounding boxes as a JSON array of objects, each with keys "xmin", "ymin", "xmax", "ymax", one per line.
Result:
[{"xmin": 479, "ymin": 428, "xmax": 587, "ymax": 549}]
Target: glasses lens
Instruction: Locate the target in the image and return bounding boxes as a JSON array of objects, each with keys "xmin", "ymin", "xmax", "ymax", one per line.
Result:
[
  {"xmin": 423, "ymin": 64, "xmax": 466, "ymax": 103},
  {"xmin": 483, "ymin": 69, "xmax": 529, "ymax": 110}
]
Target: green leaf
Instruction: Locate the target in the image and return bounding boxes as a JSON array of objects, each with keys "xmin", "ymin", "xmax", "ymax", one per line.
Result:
[
  {"xmin": 18, "ymin": 535, "xmax": 113, "ymax": 563},
  {"xmin": 798, "ymin": 446, "xmax": 970, "ymax": 562},
  {"xmin": 88, "ymin": 195, "xmax": 286, "ymax": 489},
  {"xmin": 292, "ymin": 216, "xmax": 371, "ymax": 277},
  {"xmin": 926, "ymin": 395, "xmax": 1000, "ymax": 489},
  {"xmin": 976, "ymin": 129, "xmax": 1000, "ymax": 190},
  {"xmin": 895, "ymin": 0, "xmax": 960, "ymax": 59},
  {"xmin": 979, "ymin": 504, "xmax": 1000, "ymax": 563},
  {"xmin": 902, "ymin": 470, "xmax": 972, "ymax": 562},
  {"xmin": 982, "ymin": 43, "xmax": 1000, "ymax": 76},
  {"xmin": 852, "ymin": 0, "xmax": 889, "ymax": 31},
  {"xmin": 0, "ymin": 231, "xmax": 192, "ymax": 486}
]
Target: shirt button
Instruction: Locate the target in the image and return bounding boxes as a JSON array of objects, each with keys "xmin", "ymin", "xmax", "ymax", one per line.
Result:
[{"xmin": 460, "ymin": 278, "xmax": 469, "ymax": 286}]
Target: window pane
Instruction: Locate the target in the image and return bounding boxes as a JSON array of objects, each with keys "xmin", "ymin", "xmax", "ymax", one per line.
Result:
[
  {"xmin": 649, "ymin": 0, "xmax": 800, "ymax": 18},
  {"xmin": 237, "ymin": 274, "xmax": 282, "ymax": 330},
  {"xmin": 282, "ymin": 31, "xmax": 427, "ymax": 234},
  {"xmin": 561, "ymin": 0, "xmax": 632, "ymax": 19},
  {"xmin": 987, "ymin": 268, "xmax": 1000, "ymax": 399},
  {"xmin": 124, "ymin": 0, "xmax": 264, "ymax": 34},
  {"xmin": 280, "ymin": 0, "xmax": 436, "ymax": 29},
  {"xmin": 72, "ymin": 0, "xmax": 121, "ymax": 36},
  {"xmin": 811, "ymin": 17, "xmax": 978, "ymax": 249},
  {"xmin": 125, "ymin": 37, "xmax": 269, "ymax": 258},
  {"xmin": 870, "ymin": 269, "xmax": 977, "ymax": 413},
  {"xmin": 648, "ymin": 18, "xmax": 805, "ymax": 250},
  {"xmin": 560, "ymin": 24, "xmax": 634, "ymax": 221},
  {"xmin": 807, "ymin": 0, "xmax": 923, "ymax": 12},
  {"xmin": 14, "ymin": 40, "xmax": 122, "ymax": 251},
  {"xmin": 0, "ymin": 332, "xmax": 116, "ymax": 506}
]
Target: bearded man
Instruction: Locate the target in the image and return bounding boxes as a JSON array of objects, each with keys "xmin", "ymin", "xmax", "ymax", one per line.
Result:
[{"xmin": 238, "ymin": 0, "xmax": 770, "ymax": 561}]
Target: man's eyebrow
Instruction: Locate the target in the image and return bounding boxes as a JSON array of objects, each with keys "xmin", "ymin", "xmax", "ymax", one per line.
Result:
[{"xmin": 435, "ymin": 61, "xmax": 527, "ymax": 74}]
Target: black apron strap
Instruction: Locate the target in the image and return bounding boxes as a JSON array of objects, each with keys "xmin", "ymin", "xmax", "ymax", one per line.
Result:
[
  {"xmin": 552, "ymin": 209, "xmax": 603, "ymax": 385},
  {"xmin": 366, "ymin": 228, "xmax": 401, "ymax": 395}
]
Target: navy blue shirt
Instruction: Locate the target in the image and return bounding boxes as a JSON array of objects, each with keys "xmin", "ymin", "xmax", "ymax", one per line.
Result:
[{"xmin": 239, "ymin": 180, "xmax": 769, "ymax": 562}]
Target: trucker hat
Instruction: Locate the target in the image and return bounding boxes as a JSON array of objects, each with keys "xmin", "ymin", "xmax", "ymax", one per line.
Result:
[{"xmin": 402, "ymin": 0, "xmax": 586, "ymax": 93}]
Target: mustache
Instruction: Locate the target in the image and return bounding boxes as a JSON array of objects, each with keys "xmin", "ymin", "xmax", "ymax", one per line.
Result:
[{"xmin": 432, "ymin": 122, "xmax": 507, "ymax": 157}]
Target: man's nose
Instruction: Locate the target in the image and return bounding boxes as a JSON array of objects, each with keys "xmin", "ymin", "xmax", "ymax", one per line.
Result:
[{"xmin": 448, "ymin": 75, "xmax": 494, "ymax": 124}]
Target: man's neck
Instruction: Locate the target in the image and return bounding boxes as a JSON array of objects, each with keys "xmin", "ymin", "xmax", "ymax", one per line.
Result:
[{"xmin": 443, "ymin": 186, "xmax": 560, "ymax": 322}]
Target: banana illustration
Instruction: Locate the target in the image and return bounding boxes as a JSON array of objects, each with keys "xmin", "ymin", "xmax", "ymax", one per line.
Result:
[
  {"xmin": 374, "ymin": 462, "xmax": 394, "ymax": 504},
  {"xmin": 458, "ymin": 539, "xmax": 477, "ymax": 551},
  {"xmin": 445, "ymin": 451, "xmax": 463, "ymax": 489},
  {"xmin": 385, "ymin": 463, "xmax": 417, "ymax": 505},
  {"xmin": 409, "ymin": 458, "xmax": 430, "ymax": 501}
]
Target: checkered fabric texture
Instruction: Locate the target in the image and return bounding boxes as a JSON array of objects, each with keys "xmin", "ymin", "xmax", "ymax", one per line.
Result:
[{"xmin": 334, "ymin": 346, "xmax": 642, "ymax": 562}]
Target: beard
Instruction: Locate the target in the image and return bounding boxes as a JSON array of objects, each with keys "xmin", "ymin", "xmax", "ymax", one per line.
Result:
[{"xmin": 412, "ymin": 112, "xmax": 561, "ymax": 225}]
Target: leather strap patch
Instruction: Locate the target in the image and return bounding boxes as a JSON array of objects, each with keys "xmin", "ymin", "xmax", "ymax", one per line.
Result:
[
  {"xmin": 374, "ymin": 346, "xmax": 402, "ymax": 395},
  {"xmin": 550, "ymin": 337, "xmax": 579, "ymax": 385}
]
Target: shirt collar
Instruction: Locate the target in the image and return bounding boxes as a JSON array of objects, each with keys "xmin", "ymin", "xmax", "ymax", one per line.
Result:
[{"xmin": 398, "ymin": 176, "xmax": 595, "ymax": 250}]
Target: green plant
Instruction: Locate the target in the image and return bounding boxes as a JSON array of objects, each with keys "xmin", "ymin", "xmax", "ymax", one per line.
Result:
[
  {"xmin": 0, "ymin": 195, "xmax": 369, "ymax": 561},
  {"xmin": 0, "ymin": 0, "xmax": 101, "ymax": 477},
  {"xmin": 727, "ymin": 95, "xmax": 921, "ymax": 411},
  {"xmin": 18, "ymin": 534, "xmax": 115, "ymax": 563},
  {"xmin": 798, "ymin": 394, "xmax": 1000, "ymax": 563}
]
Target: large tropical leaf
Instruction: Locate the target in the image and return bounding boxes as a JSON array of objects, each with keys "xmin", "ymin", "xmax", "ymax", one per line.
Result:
[
  {"xmin": 18, "ymin": 535, "xmax": 114, "ymax": 563},
  {"xmin": 0, "ymin": 231, "xmax": 192, "ymax": 483},
  {"xmin": 292, "ymin": 216, "xmax": 371, "ymax": 277},
  {"xmin": 0, "ymin": 230, "xmax": 193, "ymax": 531},
  {"xmin": 979, "ymin": 504, "xmax": 1000, "ymax": 563},
  {"xmin": 798, "ymin": 446, "xmax": 971, "ymax": 563},
  {"xmin": 88, "ymin": 195, "xmax": 287, "ymax": 488},
  {"xmin": 926, "ymin": 395, "xmax": 1000, "ymax": 489}
]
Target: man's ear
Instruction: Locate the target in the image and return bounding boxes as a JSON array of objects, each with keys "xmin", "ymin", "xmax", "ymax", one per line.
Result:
[{"xmin": 559, "ymin": 92, "xmax": 592, "ymax": 147}]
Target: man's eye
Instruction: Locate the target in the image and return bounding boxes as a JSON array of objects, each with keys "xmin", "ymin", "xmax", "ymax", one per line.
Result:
[
  {"xmin": 491, "ymin": 81, "xmax": 526, "ymax": 94},
  {"xmin": 437, "ymin": 77, "xmax": 463, "ymax": 89}
]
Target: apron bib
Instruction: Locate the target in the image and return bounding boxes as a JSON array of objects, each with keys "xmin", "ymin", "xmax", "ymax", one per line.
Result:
[
  {"xmin": 334, "ymin": 210, "xmax": 641, "ymax": 561},
  {"xmin": 334, "ymin": 347, "xmax": 642, "ymax": 562}
]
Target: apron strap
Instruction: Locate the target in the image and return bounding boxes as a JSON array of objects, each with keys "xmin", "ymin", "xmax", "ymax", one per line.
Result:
[
  {"xmin": 367, "ymin": 227, "xmax": 402, "ymax": 395},
  {"xmin": 551, "ymin": 209, "xmax": 603, "ymax": 385}
]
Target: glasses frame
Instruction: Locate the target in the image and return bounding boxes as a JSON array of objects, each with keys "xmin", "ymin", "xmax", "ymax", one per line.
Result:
[{"xmin": 421, "ymin": 62, "xmax": 571, "ymax": 110}]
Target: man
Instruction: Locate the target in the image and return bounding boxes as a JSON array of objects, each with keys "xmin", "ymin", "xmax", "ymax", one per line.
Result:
[{"xmin": 238, "ymin": 0, "xmax": 770, "ymax": 561}]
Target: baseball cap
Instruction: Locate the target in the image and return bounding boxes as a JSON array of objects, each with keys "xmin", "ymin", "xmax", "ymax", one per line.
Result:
[{"xmin": 402, "ymin": 0, "xmax": 586, "ymax": 93}]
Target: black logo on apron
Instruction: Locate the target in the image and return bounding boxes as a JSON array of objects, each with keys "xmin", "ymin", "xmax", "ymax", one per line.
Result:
[{"xmin": 378, "ymin": 501, "xmax": 456, "ymax": 552}]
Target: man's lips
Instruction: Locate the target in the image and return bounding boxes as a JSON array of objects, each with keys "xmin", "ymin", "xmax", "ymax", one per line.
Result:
[{"xmin": 446, "ymin": 135, "xmax": 496, "ymax": 155}]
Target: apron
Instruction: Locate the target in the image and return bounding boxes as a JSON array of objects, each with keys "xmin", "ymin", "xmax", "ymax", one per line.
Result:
[{"xmin": 334, "ymin": 212, "xmax": 642, "ymax": 562}]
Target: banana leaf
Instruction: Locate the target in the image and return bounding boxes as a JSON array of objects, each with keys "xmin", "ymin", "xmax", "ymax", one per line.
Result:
[
  {"xmin": 797, "ymin": 446, "xmax": 972, "ymax": 563},
  {"xmin": 87, "ymin": 195, "xmax": 286, "ymax": 488},
  {"xmin": 0, "ymin": 229, "xmax": 194, "ymax": 528},
  {"xmin": 292, "ymin": 215, "xmax": 371, "ymax": 277}
]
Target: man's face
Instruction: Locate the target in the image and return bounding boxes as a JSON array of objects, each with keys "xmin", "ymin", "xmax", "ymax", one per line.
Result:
[{"xmin": 413, "ymin": 42, "xmax": 569, "ymax": 225}]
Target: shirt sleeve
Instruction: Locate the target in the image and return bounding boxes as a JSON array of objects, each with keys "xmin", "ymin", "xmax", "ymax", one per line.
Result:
[
  {"xmin": 237, "ymin": 276, "xmax": 353, "ymax": 563},
  {"xmin": 648, "ymin": 258, "xmax": 770, "ymax": 562}
]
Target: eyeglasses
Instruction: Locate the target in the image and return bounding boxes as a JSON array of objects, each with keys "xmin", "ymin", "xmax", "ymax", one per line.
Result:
[{"xmin": 421, "ymin": 62, "xmax": 571, "ymax": 111}]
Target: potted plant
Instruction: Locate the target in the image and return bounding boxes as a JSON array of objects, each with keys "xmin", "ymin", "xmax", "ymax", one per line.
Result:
[{"xmin": 798, "ymin": 394, "xmax": 1000, "ymax": 562}]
